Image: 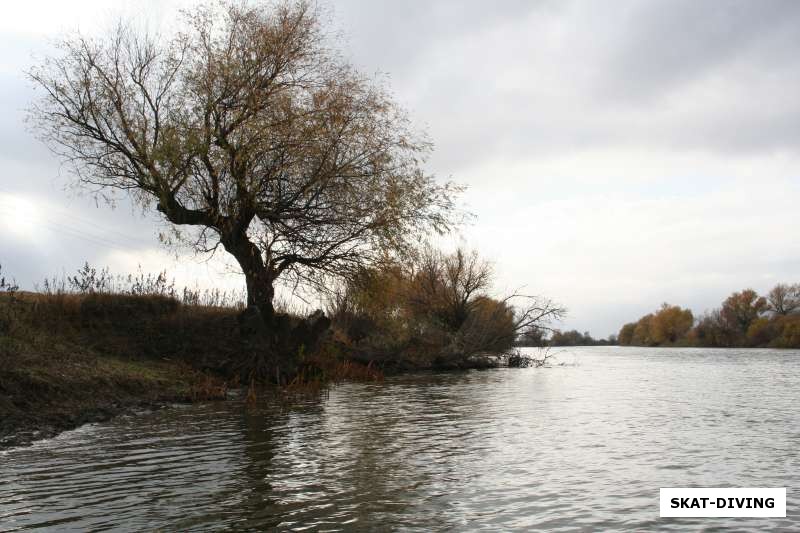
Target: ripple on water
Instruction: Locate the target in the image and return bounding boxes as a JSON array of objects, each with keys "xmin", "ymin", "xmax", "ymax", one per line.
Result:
[{"xmin": 1, "ymin": 347, "xmax": 799, "ymax": 531}]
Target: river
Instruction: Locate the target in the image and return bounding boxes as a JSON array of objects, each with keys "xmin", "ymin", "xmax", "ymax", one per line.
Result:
[{"xmin": 1, "ymin": 347, "xmax": 798, "ymax": 531}]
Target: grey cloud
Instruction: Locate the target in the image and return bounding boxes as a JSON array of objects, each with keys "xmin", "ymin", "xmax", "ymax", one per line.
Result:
[
  {"xmin": 0, "ymin": 75, "xmax": 52, "ymax": 164},
  {"xmin": 601, "ymin": 0, "xmax": 800, "ymax": 101},
  {"xmin": 332, "ymin": 0, "xmax": 540, "ymax": 76},
  {"xmin": 371, "ymin": 0, "xmax": 800, "ymax": 175}
]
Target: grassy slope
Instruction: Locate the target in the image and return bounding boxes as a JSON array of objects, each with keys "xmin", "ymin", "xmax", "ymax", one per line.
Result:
[
  {"xmin": 0, "ymin": 292, "xmax": 231, "ymax": 448},
  {"xmin": 0, "ymin": 290, "xmax": 397, "ymax": 448}
]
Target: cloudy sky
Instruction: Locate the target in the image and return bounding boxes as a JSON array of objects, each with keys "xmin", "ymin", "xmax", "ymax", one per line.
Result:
[{"xmin": 2, "ymin": 0, "xmax": 799, "ymax": 337}]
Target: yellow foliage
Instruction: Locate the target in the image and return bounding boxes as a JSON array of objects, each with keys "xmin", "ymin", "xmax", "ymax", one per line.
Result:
[{"xmin": 650, "ymin": 303, "xmax": 694, "ymax": 345}]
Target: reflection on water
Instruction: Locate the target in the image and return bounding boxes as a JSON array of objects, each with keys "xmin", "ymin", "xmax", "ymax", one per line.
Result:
[{"xmin": 2, "ymin": 347, "xmax": 799, "ymax": 531}]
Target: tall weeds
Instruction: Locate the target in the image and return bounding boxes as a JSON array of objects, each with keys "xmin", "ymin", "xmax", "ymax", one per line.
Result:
[
  {"xmin": 38, "ymin": 261, "xmax": 247, "ymax": 309},
  {"xmin": 0, "ymin": 264, "xmax": 20, "ymax": 335}
]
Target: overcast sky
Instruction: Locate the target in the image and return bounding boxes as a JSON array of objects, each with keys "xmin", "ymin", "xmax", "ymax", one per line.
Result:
[{"xmin": 2, "ymin": 0, "xmax": 799, "ymax": 337}]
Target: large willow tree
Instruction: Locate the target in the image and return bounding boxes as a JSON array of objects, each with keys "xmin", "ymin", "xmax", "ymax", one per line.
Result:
[{"xmin": 29, "ymin": 1, "xmax": 459, "ymax": 322}]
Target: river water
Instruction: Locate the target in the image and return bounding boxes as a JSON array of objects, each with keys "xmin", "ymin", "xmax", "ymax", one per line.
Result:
[{"xmin": 1, "ymin": 347, "xmax": 798, "ymax": 531}]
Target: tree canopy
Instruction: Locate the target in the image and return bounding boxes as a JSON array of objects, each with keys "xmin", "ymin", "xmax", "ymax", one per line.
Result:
[
  {"xmin": 618, "ymin": 284, "xmax": 800, "ymax": 348},
  {"xmin": 29, "ymin": 0, "xmax": 460, "ymax": 320},
  {"xmin": 326, "ymin": 247, "xmax": 565, "ymax": 366}
]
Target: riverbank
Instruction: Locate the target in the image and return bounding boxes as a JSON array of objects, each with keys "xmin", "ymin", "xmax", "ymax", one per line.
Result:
[
  {"xmin": 0, "ymin": 346, "xmax": 219, "ymax": 448},
  {"xmin": 0, "ymin": 292, "xmax": 237, "ymax": 448},
  {"xmin": 0, "ymin": 288, "xmax": 513, "ymax": 448}
]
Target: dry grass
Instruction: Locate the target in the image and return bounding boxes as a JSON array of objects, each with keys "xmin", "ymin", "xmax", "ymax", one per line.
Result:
[
  {"xmin": 0, "ymin": 289, "xmax": 237, "ymax": 446},
  {"xmin": 0, "ymin": 260, "xmax": 406, "ymax": 446},
  {"xmin": 0, "ymin": 283, "xmax": 391, "ymax": 447}
]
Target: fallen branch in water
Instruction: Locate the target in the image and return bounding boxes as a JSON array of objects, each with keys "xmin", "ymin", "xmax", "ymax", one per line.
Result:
[{"xmin": 506, "ymin": 346, "xmax": 556, "ymax": 368}]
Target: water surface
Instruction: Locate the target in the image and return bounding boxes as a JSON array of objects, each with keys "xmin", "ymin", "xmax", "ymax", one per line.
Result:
[{"xmin": 2, "ymin": 347, "xmax": 798, "ymax": 531}]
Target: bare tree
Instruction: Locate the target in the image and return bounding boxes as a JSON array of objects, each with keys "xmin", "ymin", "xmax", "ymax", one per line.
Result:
[
  {"xmin": 457, "ymin": 294, "xmax": 565, "ymax": 356},
  {"xmin": 508, "ymin": 293, "xmax": 565, "ymax": 339},
  {"xmin": 406, "ymin": 247, "xmax": 565, "ymax": 355},
  {"xmin": 407, "ymin": 247, "xmax": 493, "ymax": 331},
  {"xmin": 767, "ymin": 283, "xmax": 800, "ymax": 316},
  {"xmin": 29, "ymin": 1, "xmax": 460, "ymax": 324}
]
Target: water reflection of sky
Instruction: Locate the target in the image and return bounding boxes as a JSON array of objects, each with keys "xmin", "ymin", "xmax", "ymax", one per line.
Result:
[{"xmin": 2, "ymin": 347, "xmax": 799, "ymax": 531}]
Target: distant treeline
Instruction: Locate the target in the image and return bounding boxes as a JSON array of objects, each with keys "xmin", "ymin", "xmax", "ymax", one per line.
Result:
[
  {"xmin": 618, "ymin": 284, "xmax": 800, "ymax": 348},
  {"xmin": 516, "ymin": 328, "xmax": 617, "ymax": 347}
]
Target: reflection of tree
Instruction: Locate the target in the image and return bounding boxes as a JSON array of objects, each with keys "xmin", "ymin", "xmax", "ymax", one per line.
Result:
[
  {"xmin": 2, "ymin": 373, "xmax": 514, "ymax": 529},
  {"xmin": 222, "ymin": 374, "xmax": 488, "ymax": 529},
  {"xmin": 309, "ymin": 374, "xmax": 488, "ymax": 528},
  {"xmin": 233, "ymin": 394, "xmax": 341, "ymax": 529}
]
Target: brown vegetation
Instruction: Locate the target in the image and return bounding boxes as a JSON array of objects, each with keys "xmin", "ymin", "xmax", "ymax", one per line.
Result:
[
  {"xmin": 618, "ymin": 284, "xmax": 800, "ymax": 348},
  {"xmin": 326, "ymin": 247, "xmax": 564, "ymax": 369},
  {"xmin": 1, "ymin": 253, "xmax": 562, "ymax": 445},
  {"xmin": 0, "ymin": 281, "xmax": 230, "ymax": 447},
  {"xmin": 0, "ymin": 263, "xmax": 329, "ymax": 446}
]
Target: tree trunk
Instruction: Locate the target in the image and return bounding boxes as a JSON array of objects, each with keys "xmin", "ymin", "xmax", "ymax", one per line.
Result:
[
  {"xmin": 221, "ymin": 233, "xmax": 276, "ymax": 324},
  {"xmin": 244, "ymin": 267, "xmax": 275, "ymax": 322}
]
